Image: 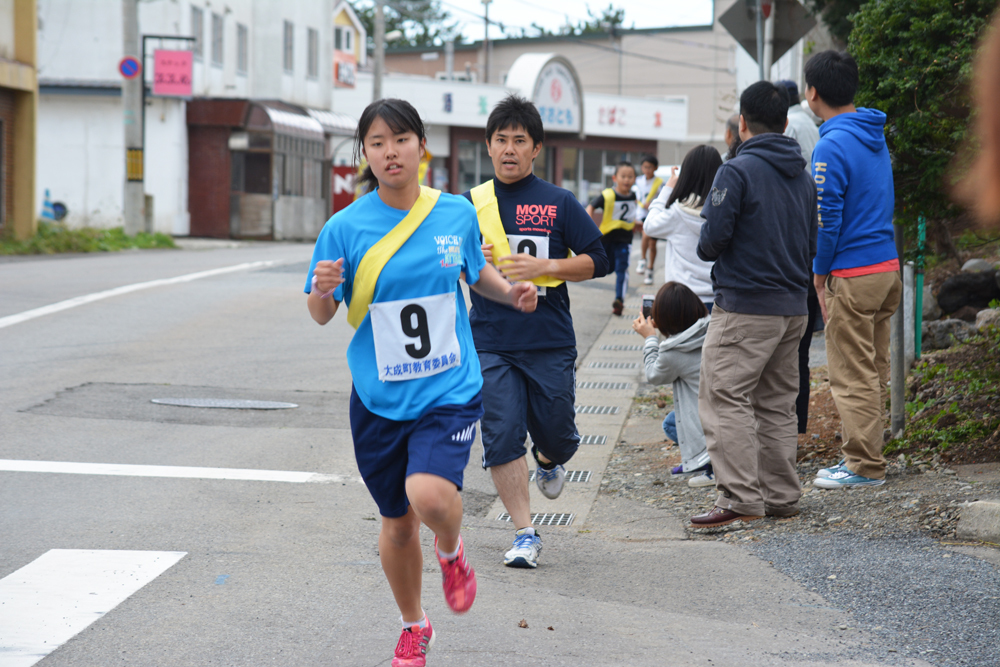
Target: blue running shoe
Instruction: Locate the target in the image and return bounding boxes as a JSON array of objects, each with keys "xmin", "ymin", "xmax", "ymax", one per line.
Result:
[
  {"xmin": 816, "ymin": 460, "xmax": 846, "ymax": 478},
  {"xmin": 504, "ymin": 528, "xmax": 542, "ymax": 568},
  {"xmin": 813, "ymin": 469, "xmax": 885, "ymax": 489}
]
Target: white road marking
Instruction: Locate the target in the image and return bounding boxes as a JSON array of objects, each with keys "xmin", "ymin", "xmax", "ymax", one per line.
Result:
[
  {"xmin": 0, "ymin": 459, "xmax": 363, "ymax": 484},
  {"xmin": 0, "ymin": 549, "xmax": 186, "ymax": 667},
  {"xmin": 0, "ymin": 260, "xmax": 278, "ymax": 330}
]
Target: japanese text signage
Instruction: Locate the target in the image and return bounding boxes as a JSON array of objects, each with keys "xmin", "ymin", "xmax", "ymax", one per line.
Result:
[
  {"xmin": 335, "ymin": 51, "xmax": 357, "ymax": 88},
  {"xmin": 152, "ymin": 49, "xmax": 192, "ymax": 97},
  {"xmin": 533, "ymin": 62, "xmax": 581, "ymax": 133}
]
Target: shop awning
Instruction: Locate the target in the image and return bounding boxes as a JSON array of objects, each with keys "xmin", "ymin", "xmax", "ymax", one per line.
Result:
[
  {"xmin": 306, "ymin": 109, "xmax": 357, "ymax": 137},
  {"xmin": 262, "ymin": 106, "xmax": 325, "ymax": 142}
]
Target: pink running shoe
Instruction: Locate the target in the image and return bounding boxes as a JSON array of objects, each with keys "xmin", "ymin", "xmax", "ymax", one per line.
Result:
[
  {"xmin": 435, "ymin": 535, "xmax": 477, "ymax": 614},
  {"xmin": 392, "ymin": 618, "xmax": 435, "ymax": 667}
]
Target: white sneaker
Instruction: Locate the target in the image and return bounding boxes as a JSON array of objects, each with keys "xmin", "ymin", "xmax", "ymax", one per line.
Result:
[
  {"xmin": 816, "ymin": 460, "xmax": 846, "ymax": 478},
  {"xmin": 643, "ymin": 270, "xmax": 654, "ymax": 285},
  {"xmin": 636, "ymin": 259, "xmax": 647, "ymax": 274},
  {"xmin": 503, "ymin": 528, "xmax": 542, "ymax": 568},
  {"xmin": 535, "ymin": 464, "xmax": 566, "ymax": 499},
  {"xmin": 688, "ymin": 470, "xmax": 715, "ymax": 488}
]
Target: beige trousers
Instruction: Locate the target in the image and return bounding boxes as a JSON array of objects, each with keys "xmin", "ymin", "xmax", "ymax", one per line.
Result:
[
  {"xmin": 824, "ymin": 271, "xmax": 902, "ymax": 480},
  {"xmin": 699, "ymin": 307, "xmax": 808, "ymax": 516}
]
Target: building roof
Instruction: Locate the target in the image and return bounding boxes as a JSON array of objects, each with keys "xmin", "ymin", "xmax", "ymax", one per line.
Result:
[{"xmin": 306, "ymin": 109, "xmax": 357, "ymax": 136}]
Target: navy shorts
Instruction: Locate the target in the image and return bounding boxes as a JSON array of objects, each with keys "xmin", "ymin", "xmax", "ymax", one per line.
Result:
[
  {"xmin": 349, "ymin": 386, "xmax": 484, "ymax": 518},
  {"xmin": 478, "ymin": 347, "xmax": 580, "ymax": 468}
]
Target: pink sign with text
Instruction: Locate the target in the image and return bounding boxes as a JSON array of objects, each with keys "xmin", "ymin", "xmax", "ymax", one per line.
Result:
[{"xmin": 153, "ymin": 49, "xmax": 193, "ymax": 97}]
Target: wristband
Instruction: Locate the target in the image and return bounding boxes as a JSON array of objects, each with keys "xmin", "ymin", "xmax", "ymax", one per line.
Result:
[{"xmin": 311, "ymin": 274, "xmax": 336, "ymax": 299}]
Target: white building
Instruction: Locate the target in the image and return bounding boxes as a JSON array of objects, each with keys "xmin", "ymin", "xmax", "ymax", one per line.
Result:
[{"xmin": 36, "ymin": 0, "xmax": 337, "ymax": 236}]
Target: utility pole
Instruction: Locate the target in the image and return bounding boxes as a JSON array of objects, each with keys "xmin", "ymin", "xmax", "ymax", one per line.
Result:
[
  {"xmin": 754, "ymin": 0, "xmax": 765, "ymax": 80},
  {"xmin": 373, "ymin": 0, "xmax": 385, "ymax": 101},
  {"xmin": 122, "ymin": 0, "xmax": 143, "ymax": 235},
  {"xmin": 762, "ymin": 1, "xmax": 775, "ymax": 79},
  {"xmin": 482, "ymin": 0, "xmax": 492, "ymax": 84}
]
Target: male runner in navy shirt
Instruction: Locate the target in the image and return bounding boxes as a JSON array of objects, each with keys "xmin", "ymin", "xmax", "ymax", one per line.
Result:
[{"xmin": 463, "ymin": 95, "xmax": 609, "ymax": 568}]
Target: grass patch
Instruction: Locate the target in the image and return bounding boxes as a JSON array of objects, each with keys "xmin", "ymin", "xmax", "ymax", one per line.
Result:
[
  {"xmin": 0, "ymin": 221, "xmax": 176, "ymax": 255},
  {"xmin": 885, "ymin": 325, "xmax": 1000, "ymax": 463}
]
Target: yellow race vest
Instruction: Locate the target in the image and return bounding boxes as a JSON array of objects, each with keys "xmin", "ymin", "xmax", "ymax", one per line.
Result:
[
  {"xmin": 599, "ymin": 188, "xmax": 636, "ymax": 235},
  {"xmin": 643, "ymin": 177, "xmax": 664, "ymax": 209},
  {"xmin": 469, "ymin": 180, "xmax": 564, "ymax": 288},
  {"xmin": 346, "ymin": 186, "xmax": 441, "ymax": 329}
]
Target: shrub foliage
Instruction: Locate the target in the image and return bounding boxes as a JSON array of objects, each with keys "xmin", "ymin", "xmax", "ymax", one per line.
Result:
[{"xmin": 849, "ymin": 0, "xmax": 995, "ymax": 253}]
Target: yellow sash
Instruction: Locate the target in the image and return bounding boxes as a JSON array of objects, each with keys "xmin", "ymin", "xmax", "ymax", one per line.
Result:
[
  {"xmin": 599, "ymin": 188, "xmax": 636, "ymax": 235},
  {"xmin": 469, "ymin": 180, "xmax": 564, "ymax": 288},
  {"xmin": 347, "ymin": 186, "xmax": 441, "ymax": 329},
  {"xmin": 643, "ymin": 177, "xmax": 664, "ymax": 209}
]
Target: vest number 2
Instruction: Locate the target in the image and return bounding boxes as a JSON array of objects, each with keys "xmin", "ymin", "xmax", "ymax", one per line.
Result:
[{"xmin": 400, "ymin": 304, "xmax": 431, "ymax": 359}]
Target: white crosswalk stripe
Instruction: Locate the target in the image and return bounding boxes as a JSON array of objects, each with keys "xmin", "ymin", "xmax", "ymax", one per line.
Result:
[{"xmin": 0, "ymin": 549, "xmax": 186, "ymax": 667}]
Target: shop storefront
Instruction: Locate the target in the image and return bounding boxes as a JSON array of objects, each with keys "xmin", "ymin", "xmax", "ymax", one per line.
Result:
[
  {"xmin": 188, "ymin": 100, "xmax": 354, "ymax": 240},
  {"xmin": 330, "ymin": 53, "xmax": 686, "ymax": 206}
]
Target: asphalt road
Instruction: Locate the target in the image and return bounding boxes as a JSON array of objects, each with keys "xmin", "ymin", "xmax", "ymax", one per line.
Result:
[{"xmin": 0, "ymin": 241, "xmax": 933, "ymax": 666}]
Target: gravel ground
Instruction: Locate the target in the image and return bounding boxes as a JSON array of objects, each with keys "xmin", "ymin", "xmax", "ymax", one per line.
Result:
[{"xmin": 602, "ymin": 382, "xmax": 1000, "ymax": 667}]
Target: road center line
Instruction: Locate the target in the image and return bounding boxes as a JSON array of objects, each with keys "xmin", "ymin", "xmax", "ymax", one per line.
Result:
[
  {"xmin": 0, "ymin": 549, "xmax": 187, "ymax": 667},
  {"xmin": 0, "ymin": 459, "xmax": 362, "ymax": 484},
  {"xmin": 0, "ymin": 260, "xmax": 278, "ymax": 330}
]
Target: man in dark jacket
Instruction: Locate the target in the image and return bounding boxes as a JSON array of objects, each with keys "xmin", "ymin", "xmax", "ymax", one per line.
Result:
[{"xmin": 690, "ymin": 81, "xmax": 818, "ymax": 528}]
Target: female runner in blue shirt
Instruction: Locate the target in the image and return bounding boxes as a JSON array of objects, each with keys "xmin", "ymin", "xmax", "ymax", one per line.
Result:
[{"xmin": 307, "ymin": 99, "xmax": 537, "ymax": 667}]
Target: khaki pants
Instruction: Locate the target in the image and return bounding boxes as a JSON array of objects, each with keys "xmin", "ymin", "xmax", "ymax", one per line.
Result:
[
  {"xmin": 825, "ymin": 271, "xmax": 902, "ymax": 480},
  {"xmin": 699, "ymin": 307, "xmax": 808, "ymax": 516}
]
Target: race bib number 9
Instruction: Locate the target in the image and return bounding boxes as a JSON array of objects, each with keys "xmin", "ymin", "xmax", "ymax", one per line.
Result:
[{"xmin": 369, "ymin": 292, "xmax": 461, "ymax": 382}]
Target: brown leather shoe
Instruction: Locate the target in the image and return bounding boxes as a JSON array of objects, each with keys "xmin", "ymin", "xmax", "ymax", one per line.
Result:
[{"xmin": 690, "ymin": 506, "xmax": 764, "ymax": 528}]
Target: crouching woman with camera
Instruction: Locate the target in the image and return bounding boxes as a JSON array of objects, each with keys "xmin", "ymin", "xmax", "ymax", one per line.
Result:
[{"xmin": 633, "ymin": 282, "xmax": 714, "ymax": 488}]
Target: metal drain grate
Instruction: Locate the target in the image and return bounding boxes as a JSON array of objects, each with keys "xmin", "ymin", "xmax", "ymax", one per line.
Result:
[
  {"xmin": 151, "ymin": 398, "xmax": 298, "ymax": 410},
  {"xmin": 497, "ymin": 512, "xmax": 575, "ymax": 526},
  {"xmin": 575, "ymin": 405, "xmax": 620, "ymax": 415},
  {"xmin": 580, "ymin": 434, "xmax": 607, "ymax": 445},
  {"xmin": 577, "ymin": 381, "xmax": 632, "ymax": 390},
  {"xmin": 599, "ymin": 344, "xmax": 643, "ymax": 351},
  {"xmin": 529, "ymin": 470, "xmax": 592, "ymax": 483},
  {"xmin": 611, "ymin": 329, "xmax": 632, "ymax": 335},
  {"xmin": 588, "ymin": 362, "xmax": 638, "ymax": 369}
]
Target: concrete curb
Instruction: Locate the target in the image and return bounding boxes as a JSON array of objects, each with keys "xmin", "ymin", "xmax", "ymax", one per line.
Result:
[{"xmin": 956, "ymin": 500, "xmax": 1000, "ymax": 544}]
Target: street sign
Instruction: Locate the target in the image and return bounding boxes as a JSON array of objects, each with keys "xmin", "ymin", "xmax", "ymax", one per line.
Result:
[
  {"xmin": 118, "ymin": 56, "xmax": 142, "ymax": 79},
  {"xmin": 152, "ymin": 49, "xmax": 193, "ymax": 97},
  {"xmin": 719, "ymin": 0, "xmax": 817, "ymax": 64}
]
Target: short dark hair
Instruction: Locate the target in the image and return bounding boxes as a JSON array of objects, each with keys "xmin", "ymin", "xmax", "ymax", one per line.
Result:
[
  {"xmin": 740, "ymin": 81, "xmax": 789, "ymax": 135},
  {"xmin": 777, "ymin": 79, "xmax": 801, "ymax": 105},
  {"xmin": 485, "ymin": 94, "xmax": 544, "ymax": 147},
  {"xmin": 652, "ymin": 282, "xmax": 708, "ymax": 337},
  {"xmin": 666, "ymin": 145, "xmax": 722, "ymax": 208},
  {"xmin": 804, "ymin": 50, "xmax": 858, "ymax": 108},
  {"xmin": 641, "ymin": 154, "xmax": 659, "ymax": 169},
  {"xmin": 614, "ymin": 161, "xmax": 635, "ymax": 176},
  {"xmin": 354, "ymin": 98, "xmax": 426, "ymax": 192}
]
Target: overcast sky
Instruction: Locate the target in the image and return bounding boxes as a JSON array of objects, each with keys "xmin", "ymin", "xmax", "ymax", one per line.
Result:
[{"xmin": 436, "ymin": 0, "xmax": 716, "ymax": 41}]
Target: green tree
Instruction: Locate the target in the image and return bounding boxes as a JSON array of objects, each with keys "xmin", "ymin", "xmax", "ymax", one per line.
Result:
[
  {"xmin": 849, "ymin": 0, "xmax": 996, "ymax": 255},
  {"xmin": 804, "ymin": 0, "xmax": 865, "ymax": 45},
  {"xmin": 353, "ymin": 1, "xmax": 462, "ymax": 48},
  {"xmin": 513, "ymin": 4, "xmax": 631, "ymax": 38}
]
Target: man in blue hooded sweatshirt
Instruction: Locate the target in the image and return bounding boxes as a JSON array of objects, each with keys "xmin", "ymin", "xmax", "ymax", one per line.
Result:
[
  {"xmin": 804, "ymin": 51, "xmax": 901, "ymax": 491},
  {"xmin": 690, "ymin": 81, "xmax": 817, "ymax": 528}
]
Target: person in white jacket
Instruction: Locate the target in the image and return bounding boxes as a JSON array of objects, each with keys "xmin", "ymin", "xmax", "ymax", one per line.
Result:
[
  {"xmin": 632, "ymin": 282, "xmax": 714, "ymax": 488},
  {"xmin": 642, "ymin": 145, "xmax": 722, "ymax": 309}
]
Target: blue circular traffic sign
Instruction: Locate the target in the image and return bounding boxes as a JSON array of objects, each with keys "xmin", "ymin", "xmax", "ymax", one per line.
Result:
[{"xmin": 119, "ymin": 57, "xmax": 142, "ymax": 79}]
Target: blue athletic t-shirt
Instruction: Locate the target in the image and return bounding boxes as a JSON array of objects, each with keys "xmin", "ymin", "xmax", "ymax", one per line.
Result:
[
  {"xmin": 305, "ymin": 190, "xmax": 486, "ymax": 421},
  {"xmin": 462, "ymin": 174, "xmax": 609, "ymax": 352}
]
